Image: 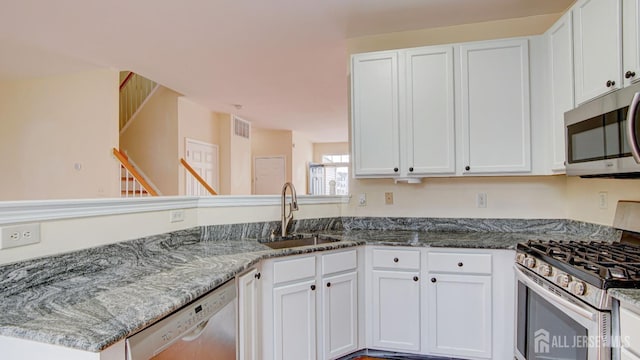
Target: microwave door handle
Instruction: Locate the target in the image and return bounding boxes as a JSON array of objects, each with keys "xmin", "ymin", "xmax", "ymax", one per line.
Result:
[
  {"xmin": 627, "ymin": 92, "xmax": 640, "ymax": 163},
  {"xmin": 515, "ymin": 266, "xmax": 596, "ymax": 321}
]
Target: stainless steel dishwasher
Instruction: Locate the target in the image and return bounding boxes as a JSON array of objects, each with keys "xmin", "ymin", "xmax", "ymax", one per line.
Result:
[{"xmin": 126, "ymin": 279, "xmax": 237, "ymax": 360}]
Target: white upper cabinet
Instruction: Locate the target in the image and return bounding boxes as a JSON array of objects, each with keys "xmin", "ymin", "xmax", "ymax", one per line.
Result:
[
  {"xmin": 573, "ymin": 0, "xmax": 622, "ymax": 104},
  {"xmin": 404, "ymin": 46, "xmax": 456, "ymax": 176},
  {"xmin": 624, "ymin": 0, "xmax": 640, "ymax": 87},
  {"xmin": 351, "ymin": 51, "xmax": 401, "ymax": 177},
  {"xmin": 547, "ymin": 12, "xmax": 575, "ymax": 172},
  {"xmin": 459, "ymin": 39, "xmax": 531, "ymax": 174}
]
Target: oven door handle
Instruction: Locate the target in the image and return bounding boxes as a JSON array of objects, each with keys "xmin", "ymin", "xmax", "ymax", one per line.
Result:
[
  {"xmin": 515, "ymin": 266, "xmax": 596, "ymax": 321},
  {"xmin": 627, "ymin": 91, "xmax": 640, "ymax": 163}
]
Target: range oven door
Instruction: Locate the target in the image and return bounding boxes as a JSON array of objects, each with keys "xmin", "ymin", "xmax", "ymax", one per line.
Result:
[{"xmin": 514, "ymin": 266, "xmax": 610, "ymax": 360}]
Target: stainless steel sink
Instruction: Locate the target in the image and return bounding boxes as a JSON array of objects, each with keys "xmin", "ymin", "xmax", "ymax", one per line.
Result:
[{"xmin": 260, "ymin": 234, "xmax": 340, "ymax": 249}]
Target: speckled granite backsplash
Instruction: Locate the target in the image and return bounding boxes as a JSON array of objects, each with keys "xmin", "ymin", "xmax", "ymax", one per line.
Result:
[{"xmin": 341, "ymin": 217, "xmax": 621, "ymax": 239}]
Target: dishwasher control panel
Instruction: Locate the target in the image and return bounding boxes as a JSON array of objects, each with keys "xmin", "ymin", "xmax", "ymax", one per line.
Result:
[{"xmin": 126, "ymin": 279, "xmax": 237, "ymax": 359}]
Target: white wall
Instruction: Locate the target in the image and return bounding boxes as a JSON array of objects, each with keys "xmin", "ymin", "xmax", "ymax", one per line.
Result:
[{"xmin": 292, "ymin": 131, "xmax": 314, "ymax": 194}]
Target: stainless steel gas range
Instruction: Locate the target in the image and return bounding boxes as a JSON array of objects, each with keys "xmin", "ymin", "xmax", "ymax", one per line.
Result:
[{"xmin": 515, "ymin": 240, "xmax": 640, "ymax": 360}]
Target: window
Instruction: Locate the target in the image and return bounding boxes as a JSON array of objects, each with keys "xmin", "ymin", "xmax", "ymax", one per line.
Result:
[{"xmin": 309, "ymin": 154, "xmax": 349, "ymax": 196}]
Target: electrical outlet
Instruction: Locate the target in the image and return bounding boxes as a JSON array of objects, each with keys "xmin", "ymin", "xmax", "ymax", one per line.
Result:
[
  {"xmin": 358, "ymin": 193, "xmax": 367, "ymax": 206},
  {"xmin": 477, "ymin": 193, "xmax": 488, "ymax": 208},
  {"xmin": 0, "ymin": 223, "xmax": 40, "ymax": 249},
  {"xmin": 385, "ymin": 192, "xmax": 394, "ymax": 205},
  {"xmin": 599, "ymin": 192, "xmax": 608, "ymax": 209},
  {"xmin": 170, "ymin": 210, "xmax": 185, "ymax": 223}
]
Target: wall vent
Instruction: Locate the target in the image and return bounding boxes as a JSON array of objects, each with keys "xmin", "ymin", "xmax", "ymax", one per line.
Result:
[{"xmin": 233, "ymin": 116, "xmax": 251, "ymax": 139}]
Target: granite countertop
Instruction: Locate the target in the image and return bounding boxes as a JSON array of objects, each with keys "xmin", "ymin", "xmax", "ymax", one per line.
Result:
[
  {"xmin": 609, "ymin": 288, "xmax": 640, "ymax": 309},
  {"xmin": 0, "ymin": 217, "xmax": 621, "ymax": 353}
]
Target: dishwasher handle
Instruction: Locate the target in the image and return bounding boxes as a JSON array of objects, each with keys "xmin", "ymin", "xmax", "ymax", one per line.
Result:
[{"xmin": 181, "ymin": 320, "xmax": 210, "ymax": 342}]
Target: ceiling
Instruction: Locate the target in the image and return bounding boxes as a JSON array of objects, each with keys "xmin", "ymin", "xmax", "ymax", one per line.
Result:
[{"xmin": 0, "ymin": 0, "xmax": 573, "ymax": 142}]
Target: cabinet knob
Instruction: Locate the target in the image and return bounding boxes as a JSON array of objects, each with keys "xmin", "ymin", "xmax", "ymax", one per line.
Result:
[
  {"xmin": 326, "ymin": 282, "xmax": 331, "ymax": 287},
  {"xmin": 458, "ymin": 262, "xmax": 464, "ymax": 267},
  {"xmin": 413, "ymin": 276, "xmax": 419, "ymax": 282},
  {"xmin": 393, "ymin": 167, "xmax": 399, "ymax": 172},
  {"xmin": 431, "ymin": 277, "xmax": 437, "ymax": 283},
  {"xmin": 311, "ymin": 284, "xmax": 316, "ymax": 291},
  {"xmin": 393, "ymin": 257, "xmax": 399, "ymax": 263},
  {"xmin": 606, "ymin": 80, "xmax": 616, "ymax": 88},
  {"xmin": 626, "ymin": 71, "xmax": 637, "ymax": 79},
  {"xmin": 465, "ymin": 166, "xmax": 470, "ymax": 171},
  {"xmin": 409, "ymin": 167, "xmax": 414, "ymax": 172},
  {"xmin": 254, "ymin": 272, "xmax": 261, "ymax": 279}
]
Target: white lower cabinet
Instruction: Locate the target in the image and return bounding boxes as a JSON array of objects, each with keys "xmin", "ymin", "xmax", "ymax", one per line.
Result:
[
  {"xmin": 238, "ymin": 267, "xmax": 261, "ymax": 360},
  {"xmin": 367, "ymin": 247, "xmax": 423, "ymax": 353},
  {"xmin": 371, "ymin": 269, "xmax": 421, "ymax": 352},
  {"xmin": 620, "ymin": 303, "xmax": 640, "ymax": 359},
  {"xmin": 273, "ymin": 279, "xmax": 317, "ymax": 360},
  {"xmin": 322, "ymin": 271, "xmax": 358, "ymax": 359},
  {"xmin": 427, "ymin": 273, "xmax": 492, "ymax": 358},
  {"xmin": 261, "ymin": 249, "xmax": 359, "ymax": 360}
]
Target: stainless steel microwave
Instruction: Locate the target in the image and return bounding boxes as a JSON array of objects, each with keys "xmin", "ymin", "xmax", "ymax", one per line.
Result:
[{"xmin": 565, "ymin": 83, "xmax": 640, "ymax": 177}]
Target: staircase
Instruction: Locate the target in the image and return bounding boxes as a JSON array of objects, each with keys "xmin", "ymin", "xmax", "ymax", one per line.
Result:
[
  {"xmin": 112, "ymin": 148, "xmax": 159, "ymax": 197},
  {"xmin": 119, "ymin": 71, "xmax": 158, "ymax": 131}
]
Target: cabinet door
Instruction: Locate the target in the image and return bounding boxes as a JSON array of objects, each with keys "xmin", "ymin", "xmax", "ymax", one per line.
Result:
[
  {"xmin": 322, "ymin": 271, "xmax": 358, "ymax": 360},
  {"xmin": 624, "ymin": 0, "xmax": 640, "ymax": 87},
  {"xmin": 460, "ymin": 39, "xmax": 531, "ymax": 173},
  {"xmin": 404, "ymin": 46, "xmax": 455, "ymax": 175},
  {"xmin": 548, "ymin": 12, "xmax": 574, "ymax": 172},
  {"xmin": 427, "ymin": 273, "xmax": 492, "ymax": 359},
  {"xmin": 273, "ymin": 280, "xmax": 317, "ymax": 360},
  {"xmin": 573, "ymin": 0, "xmax": 622, "ymax": 104},
  {"xmin": 238, "ymin": 269, "xmax": 260, "ymax": 360},
  {"xmin": 351, "ymin": 52, "xmax": 401, "ymax": 177},
  {"xmin": 371, "ymin": 270, "xmax": 421, "ymax": 352}
]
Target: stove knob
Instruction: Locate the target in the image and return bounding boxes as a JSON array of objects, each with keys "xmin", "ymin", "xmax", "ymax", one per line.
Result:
[
  {"xmin": 555, "ymin": 274, "xmax": 572, "ymax": 288},
  {"xmin": 539, "ymin": 264, "xmax": 552, "ymax": 277},
  {"xmin": 516, "ymin": 253, "xmax": 526, "ymax": 264},
  {"xmin": 523, "ymin": 257, "xmax": 537, "ymax": 269},
  {"xmin": 569, "ymin": 281, "xmax": 586, "ymax": 296}
]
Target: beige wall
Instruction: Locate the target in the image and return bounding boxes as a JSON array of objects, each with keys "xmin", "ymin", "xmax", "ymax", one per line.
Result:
[
  {"xmin": 218, "ymin": 114, "xmax": 252, "ymax": 195},
  {"xmin": 292, "ymin": 132, "xmax": 314, "ymax": 194},
  {"xmin": 177, "ymin": 98, "xmax": 221, "ymax": 195},
  {"xmin": 345, "ymin": 176, "xmax": 568, "ymax": 219},
  {"xmin": 251, "ymin": 128, "xmax": 293, "ymax": 192},
  {"xmin": 566, "ymin": 177, "xmax": 640, "ymax": 225},
  {"xmin": 120, "ymin": 86, "xmax": 181, "ymax": 195},
  {"xmin": 313, "ymin": 142, "xmax": 349, "ymax": 163},
  {"xmin": 0, "ymin": 69, "xmax": 120, "ymax": 200}
]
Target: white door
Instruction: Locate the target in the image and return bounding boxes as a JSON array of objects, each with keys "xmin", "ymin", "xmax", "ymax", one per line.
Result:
[
  {"xmin": 273, "ymin": 280, "xmax": 317, "ymax": 360},
  {"xmin": 351, "ymin": 51, "xmax": 401, "ymax": 177},
  {"xmin": 371, "ymin": 270, "xmax": 421, "ymax": 352},
  {"xmin": 427, "ymin": 273, "xmax": 492, "ymax": 359},
  {"xmin": 405, "ymin": 46, "xmax": 456, "ymax": 175},
  {"xmin": 253, "ymin": 156, "xmax": 285, "ymax": 195},
  {"xmin": 238, "ymin": 268, "xmax": 260, "ymax": 360},
  {"xmin": 547, "ymin": 12, "xmax": 574, "ymax": 172},
  {"xmin": 322, "ymin": 271, "xmax": 358, "ymax": 360},
  {"xmin": 573, "ymin": 0, "xmax": 622, "ymax": 104},
  {"xmin": 459, "ymin": 38, "xmax": 531, "ymax": 174},
  {"xmin": 185, "ymin": 138, "xmax": 218, "ymax": 195}
]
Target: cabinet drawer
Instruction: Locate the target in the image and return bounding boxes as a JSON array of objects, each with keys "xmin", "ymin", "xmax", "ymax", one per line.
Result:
[
  {"xmin": 621, "ymin": 305, "xmax": 640, "ymax": 355},
  {"xmin": 428, "ymin": 252, "xmax": 492, "ymax": 274},
  {"xmin": 272, "ymin": 255, "xmax": 316, "ymax": 284},
  {"xmin": 322, "ymin": 249, "xmax": 357, "ymax": 276},
  {"xmin": 372, "ymin": 248, "xmax": 420, "ymax": 270}
]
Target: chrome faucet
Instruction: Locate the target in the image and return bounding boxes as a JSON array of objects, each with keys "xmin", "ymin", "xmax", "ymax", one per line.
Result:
[{"xmin": 281, "ymin": 182, "xmax": 299, "ymax": 237}]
